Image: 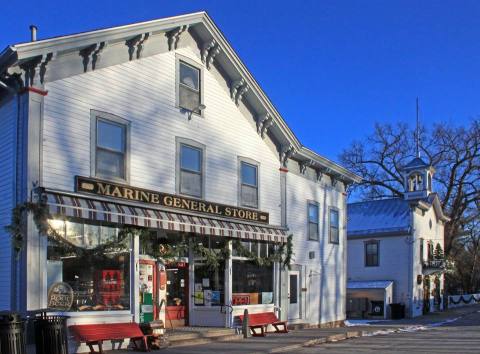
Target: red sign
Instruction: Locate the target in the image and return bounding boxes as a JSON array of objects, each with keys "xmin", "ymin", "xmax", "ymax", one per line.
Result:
[{"xmin": 232, "ymin": 294, "xmax": 250, "ymax": 306}]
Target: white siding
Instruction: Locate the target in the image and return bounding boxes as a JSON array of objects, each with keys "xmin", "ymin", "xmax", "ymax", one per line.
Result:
[
  {"xmin": 43, "ymin": 45, "xmax": 282, "ymax": 224},
  {"xmin": 287, "ymin": 171, "xmax": 346, "ymax": 325},
  {"xmin": 347, "ymin": 235, "xmax": 411, "ymax": 305},
  {"xmin": 0, "ymin": 97, "xmax": 16, "ymax": 310},
  {"xmin": 411, "ymin": 206, "xmax": 445, "ymax": 316}
]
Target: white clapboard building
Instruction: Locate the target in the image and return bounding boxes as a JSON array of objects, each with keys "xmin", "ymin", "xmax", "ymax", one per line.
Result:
[
  {"xmin": 347, "ymin": 157, "xmax": 449, "ymax": 318},
  {"xmin": 0, "ymin": 11, "xmax": 360, "ymax": 351}
]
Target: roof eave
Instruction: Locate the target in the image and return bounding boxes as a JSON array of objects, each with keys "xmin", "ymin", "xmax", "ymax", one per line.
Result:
[
  {"xmin": 10, "ymin": 12, "xmax": 208, "ymax": 61},
  {"xmin": 1, "ymin": 12, "xmax": 362, "ymax": 183}
]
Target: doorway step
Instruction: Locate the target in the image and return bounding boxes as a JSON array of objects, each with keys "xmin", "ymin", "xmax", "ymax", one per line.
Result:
[{"xmin": 166, "ymin": 327, "xmax": 242, "ymax": 348}]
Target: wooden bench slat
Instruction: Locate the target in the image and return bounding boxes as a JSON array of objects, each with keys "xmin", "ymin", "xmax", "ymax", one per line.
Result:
[
  {"xmin": 69, "ymin": 322, "xmax": 149, "ymax": 354},
  {"xmin": 238, "ymin": 312, "xmax": 288, "ymax": 337}
]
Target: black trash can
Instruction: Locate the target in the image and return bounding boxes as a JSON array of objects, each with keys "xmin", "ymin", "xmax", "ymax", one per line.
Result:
[
  {"xmin": 0, "ymin": 312, "xmax": 26, "ymax": 354},
  {"xmin": 389, "ymin": 303, "xmax": 405, "ymax": 319},
  {"xmin": 34, "ymin": 314, "xmax": 69, "ymax": 354}
]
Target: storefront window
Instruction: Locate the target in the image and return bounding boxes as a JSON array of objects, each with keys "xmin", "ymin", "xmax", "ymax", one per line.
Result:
[
  {"xmin": 47, "ymin": 220, "xmax": 131, "ymax": 312},
  {"xmin": 232, "ymin": 261, "xmax": 273, "ymax": 305},
  {"xmin": 193, "ymin": 236, "xmax": 226, "ymax": 306},
  {"xmin": 193, "ymin": 261, "xmax": 225, "ymax": 306}
]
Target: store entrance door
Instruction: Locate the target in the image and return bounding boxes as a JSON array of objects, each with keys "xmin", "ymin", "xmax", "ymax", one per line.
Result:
[
  {"xmin": 288, "ymin": 271, "xmax": 300, "ymax": 320},
  {"xmin": 165, "ymin": 264, "xmax": 189, "ymax": 328}
]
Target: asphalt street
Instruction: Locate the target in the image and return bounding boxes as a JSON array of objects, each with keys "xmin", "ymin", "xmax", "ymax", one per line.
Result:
[{"xmin": 298, "ymin": 309, "xmax": 480, "ymax": 353}]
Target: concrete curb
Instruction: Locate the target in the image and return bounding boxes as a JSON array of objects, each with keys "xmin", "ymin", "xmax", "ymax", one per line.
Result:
[{"xmin": 265, "ymin": 309, "xmax": 476, "ymax": 354}]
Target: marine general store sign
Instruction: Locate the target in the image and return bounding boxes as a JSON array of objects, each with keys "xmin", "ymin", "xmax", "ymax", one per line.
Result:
[{"xmin": 76, "ymin": 176, "xmax": 269, "ymax": 224}]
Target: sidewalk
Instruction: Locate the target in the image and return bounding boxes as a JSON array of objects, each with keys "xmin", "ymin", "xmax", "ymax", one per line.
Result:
[
  {"xmin": 106, "ymin": 304, "xmax": 480, "ymax": 354},
  {"xmin": 28, "ymin": 304, "xmax": 477, "ymax": 354}
]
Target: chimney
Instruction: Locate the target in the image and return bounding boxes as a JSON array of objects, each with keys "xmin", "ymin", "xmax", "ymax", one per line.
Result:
[{"xmin": 29, "ymin": 25, "xmax": 37, "ymax": 42}]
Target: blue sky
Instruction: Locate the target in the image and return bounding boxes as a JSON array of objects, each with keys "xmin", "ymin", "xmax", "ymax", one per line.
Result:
[{"xmin": 2, "ymin": 0, "xmax": 478, "ymax": 162}]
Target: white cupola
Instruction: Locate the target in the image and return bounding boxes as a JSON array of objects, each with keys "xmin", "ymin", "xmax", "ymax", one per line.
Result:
[{"xmin": 401, "ymin": 157, "xmax": 435, "ymax": 200}]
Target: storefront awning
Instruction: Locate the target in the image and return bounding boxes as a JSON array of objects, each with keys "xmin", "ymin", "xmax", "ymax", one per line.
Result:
[
  {"xmin": 347, "ymin": 280, "xmax": 394, "ymax": 290},
  {"xmin": 46, "ymin": 192, "xmax": 288, "ymax": 243}
]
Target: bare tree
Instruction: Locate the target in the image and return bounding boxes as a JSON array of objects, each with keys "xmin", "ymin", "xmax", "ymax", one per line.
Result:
[
  {"xmin": 448, "ymin": 216, "xmax": 480, "ymax": 293},
  {"xmin": 340, "ymin": 120, "xmax": 480, "ymax": 258}
]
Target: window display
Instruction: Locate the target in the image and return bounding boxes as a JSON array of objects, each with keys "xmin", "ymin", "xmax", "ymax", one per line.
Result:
[
  {"xmin": 232, "ymin": 261, "xmax": 273, "ymax": 305},
  {"xmin": 47, "ymin": 220, "xmax": 131, "ymax": 312}
]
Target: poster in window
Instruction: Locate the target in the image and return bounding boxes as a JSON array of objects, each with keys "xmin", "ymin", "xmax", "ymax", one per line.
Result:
[
  {"xmin": 261, "ymin": 292, "xmax": 273, "ymax": 304},
  {"xmin": 202, "ymin": 278, "xmax": 210, "ymax": 287},
  {"xmin": 194, "ymin": 283, "xmax": 202, "ymax": 292},
  {"xmin": 194, "ymin": 291, "xmax": 204, "ymax": 305},
  {"xmin": 211, "ymin": 291, "xmax": 221, "ymax": 305},
  {"xmin": 204, "ymin": 290, "xmax": 212, "ymax": 306}
]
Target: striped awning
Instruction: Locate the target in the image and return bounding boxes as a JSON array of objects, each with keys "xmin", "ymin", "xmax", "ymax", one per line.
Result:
[{"xmin": 46, "ymin": 192, "xmax": 288, "ymax": 243}]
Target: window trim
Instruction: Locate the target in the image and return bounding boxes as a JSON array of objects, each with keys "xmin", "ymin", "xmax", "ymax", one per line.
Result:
[
  {"xmin": 328, "ymin": 207, "xmax": 340, "ymax": 244},
  {"xmin": 238, "ymin": 157, "xmax": 260, "ymax": 209},
  {"xmin": 307, "ymin": 201, "xmax": 320, "ymax": 241},
  {"xmin": 365, "ymin": 239, "xmax": 380, "ymax": 267},
  {"xmin": 90, "ymin": 110, "xmax": 130, "ymax": 183},
  {"xmin": 175, "ymin": 137, "xmax": 206, "ymax": 199},
  {"xmin": 176, "ymin": 55, "xmax": 204, "ymax": 117}
]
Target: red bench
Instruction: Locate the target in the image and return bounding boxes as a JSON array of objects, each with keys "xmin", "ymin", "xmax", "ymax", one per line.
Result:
[
  {"xmin": 69, "ymin": 322, "xmax": 150, "ymax": 354},
  {"xmin": 238, "ymin": 312, "xmax": 288, "ymax": 337}
]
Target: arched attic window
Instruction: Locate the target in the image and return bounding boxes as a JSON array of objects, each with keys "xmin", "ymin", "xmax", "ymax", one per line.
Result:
[{"xmin": 409, "ymin": 173, "xmax": 424, "ymax": 191}]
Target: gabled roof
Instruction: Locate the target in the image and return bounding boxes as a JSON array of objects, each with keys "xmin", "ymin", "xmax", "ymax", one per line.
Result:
[
  {"xmin": 0, "ymin": 11, "xmax": 361, "ymax": 184},
  {"xmin": 417, "ymin": 193, "xmax": 450, "ymax": 222},
  {"xmin": 347, "ymin": 198, "xmax": 411, "ymax": 238},
  {"xmin": 401, "ymin": 156, "xmax": 435, "ymax": 173}
]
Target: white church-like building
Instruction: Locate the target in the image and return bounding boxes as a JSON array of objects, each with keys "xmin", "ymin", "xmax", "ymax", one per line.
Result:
[{"xmin": 347, "ymin": 157, "xmax": 450, "ymax": 319}]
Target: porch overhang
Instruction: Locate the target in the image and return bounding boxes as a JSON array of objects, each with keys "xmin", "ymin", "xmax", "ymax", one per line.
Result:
[{"xmin": 46, "ymin": 191, "xmax": 288, "ymax": 243}]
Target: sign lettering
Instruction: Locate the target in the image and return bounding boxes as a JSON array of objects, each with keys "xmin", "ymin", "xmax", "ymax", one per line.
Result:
[{"xmin": 76, "ymin": 176, "xmax": 269, "ymax": 224}]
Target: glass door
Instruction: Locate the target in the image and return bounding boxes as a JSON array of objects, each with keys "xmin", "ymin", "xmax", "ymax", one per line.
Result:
[{"xmin": 288, "ymin": 271, "xmax": 300, "ymax": 320}]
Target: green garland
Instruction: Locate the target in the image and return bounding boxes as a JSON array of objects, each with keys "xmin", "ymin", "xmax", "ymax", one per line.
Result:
[
  {"xmin": 192, "ymin": 241, "xmax": 230, "ymax": 270},
  {"xmin": 233, "ymin": 234, "xmax": 293, "ymax": 269},
  {"xmin": 6, "ymin": 197, "xmax": 294, "ymax": 271},
  {"xmin": 5, "ymin": 199, "xmax": 55, "ymax": 254}
]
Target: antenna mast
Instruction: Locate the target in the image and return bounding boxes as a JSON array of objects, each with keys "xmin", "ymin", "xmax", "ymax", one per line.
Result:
[{"xmin": 416, "ymin": 97, "xmax": 420, "ymax": 158}]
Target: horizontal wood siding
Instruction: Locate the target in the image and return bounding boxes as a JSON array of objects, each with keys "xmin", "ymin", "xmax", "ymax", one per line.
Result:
[
  {"xmin": 287, "ymin": 171, "xmax": 346, "ymax": 324},
  {"xmin": 43, "ymin": 46, "xmax": 282, "ymax": 225},
  {"xmin": 0, "ymin": 97, "xmax": 16, "ymax": 310}
]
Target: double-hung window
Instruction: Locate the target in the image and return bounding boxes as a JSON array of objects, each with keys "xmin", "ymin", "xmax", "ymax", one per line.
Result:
[
  {"xmin": 94, "ymin": 114, "xmax": 127, "ymax": 180},
  {"xmin": 179, "ymin": 143, "xmax": 203, "ymax": 198},
  {"xmin": 178, "ymin": 61, "xmax": 201, "ymax": 113},
  {"xmin": 240, "ymin": 161, "xmax": 258, "ymax": 208},
  {"xmin": 329, "ymin": 208, "xmax": 339, "ymax": 244},
  {"xmin": 365, "ymin": 240, "xmax": 379, "ymax": 267},
  {"xmin": 308, "ymin": 202, "xmax": 319, "ymax": 241}
]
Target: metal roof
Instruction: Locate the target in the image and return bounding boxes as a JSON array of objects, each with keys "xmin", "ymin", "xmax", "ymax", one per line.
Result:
[
  {"xmin": 347, "ymin": 198, "xmax": 411, "ymax": 238},
  {"xmin": 403, "ymin": 157, "xmax": 429, "ymax": 169}
]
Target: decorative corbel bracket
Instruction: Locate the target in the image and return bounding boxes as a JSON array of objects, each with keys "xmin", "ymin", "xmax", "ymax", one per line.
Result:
[
  {"xmin": 166, "ymin": 25, "xmax": 189, "ymax": 51},
  {"xmin": 38, "ymin": 53, "xmax": 55, "ymax": 84},
  {"xmin": 280, "ymin": 144, "xmax": 295, "ymax": 167},
  {"xmin": 315, "ymin": 169, "xmax": 324, "ymax": 182},
  {"xmin": 201, "ymin": 39, "xmax": 215, "ymax": 63},
  {"xmin": 256, "ymin": 113, "xmax": 273, "ymax": 139},
  {"xmin": 206, "ymin": 44, "xmax": 220, "ymax": 70},
  {"xmin": 18, "ymin": 56, "xmax": 43, "ymax": 87},
  {"xmin": 330, "ymin": 173, "xmax": 339, "ymax": 187},
  {"xmin": 125, "ymin": 33, "xmax": 150, "ymax": 61},
  {"xmin": 235, "ymin": 84, "xmax": 249, "ymax": 106},
  {"xmin": 299, "ymin": 160, "xmax": 314, "ymax": 175},
  {"xmin": 79, "ymin": 42, "xmax": 107, "ymax": 72},
  {"xmin": 230, "ymin": 78, "xmax": 245, "ymax": 101},
  {"xmin": 201, "ymin": 39, "xmax": 221, "ymax": 69}
]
